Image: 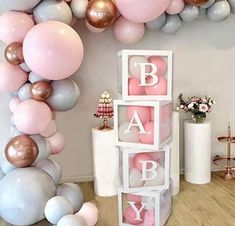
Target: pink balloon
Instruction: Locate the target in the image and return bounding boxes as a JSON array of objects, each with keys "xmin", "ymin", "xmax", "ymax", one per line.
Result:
[
  {"xmin": 113, "ymin": 16, "xmax": 145, "ymax": 45},
  {"xmin": 150, "ymin": 152, "xmax": 162, "ymax": 162},
  {"xmin": 126, "ymin": 194, "xmax": 142, "ymax": 204},
  {"xmin": 85, "ymin": 20, "xmax": 106, "ymax": 33},
  {"xmin": 48, "ymin": 132, "xmax": 65, "ymax": 155},
  {"xmin": 124, "ymin": 205, "xmax": 145, "ymax": 225},
  {"xmin": 115, "ymin": 0, "xmax": 171, "ymax": 23},
  {"xmin": 129, "ymin": 157, "xmax": 135, "ymax": 170},
  {"xmin": 166, "ymin": 0, "xmax": 185, "ymax": 15},
  {"xmin": 161, "ymin": 104, "xmax": 172, "ymax": 123},
  {"xmin": 145, "ymin": 76, "xmax": 167, "ymax": 96},
  {"xmin": 127, "ymin": 106, "xmax": 151, "ymax": 125},
  {"xmin": 160, "ymin": 123, "xmax": 171, "ymax": 142},
  {"xmin": 9, "ymin": 97, "xmax": 22, "ymax": 113},
  {"xmin": 138, "ymin": 121, "xmax": 154, "ymax": 144},
  {"xmin": 40, "ymin": 120, "xmax": 57, "ymax": 138},
  {"xmin": 0, "ymin": 11, "xmax": 34, "ymax": 44},
  {"xmin": 23, "ymin": 21, "xmax": 84, "ymax": 80},
  {"xmin": 134, "ymin": 153, "xmax": 153, "ymax": 172},
  {"xmin": 150, "ymin": 107, "xmax": 154, "ymax": 122},
  {"xmin": 128, "ymin": 77, "xmax": 145, "ymax": 95},
  {"xmin": 148, "ymin": 56, "xmax": 167, "ymax": 77},
  {"xmin": 143, "ymin": 209, "xmax": 155, "ymax": 226},
  {"xmin": 76, "ymin": 202, "xmax": 99, "ymax": 226},
  {"xmin": 0, "ymin": 61, "xmax": 28, "ymax": 92},
  {"xmin": 14, "ymin": 99, "xmax": 52, "ymax": 134}
]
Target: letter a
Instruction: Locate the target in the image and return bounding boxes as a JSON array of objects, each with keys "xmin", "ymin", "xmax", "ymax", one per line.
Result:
[{"xmin": 124, "ymin": 112, "xmax": 147, "ymax": 134}]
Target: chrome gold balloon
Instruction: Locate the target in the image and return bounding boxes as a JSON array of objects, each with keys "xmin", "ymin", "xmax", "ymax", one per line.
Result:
[
  {"xmin": 184, "ymin": 0, "xmax": 209, "ymax": 6},
  {"xmin": 4, "ymin": 42, "xmax": 24, "ymax": 65},
  {"xmin": 31, "ymin": 81, "xmax": 53, "ymax": 101}
]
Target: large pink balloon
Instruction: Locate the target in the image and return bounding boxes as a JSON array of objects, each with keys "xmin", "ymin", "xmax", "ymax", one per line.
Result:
[
  {"xmin": 124, "ymin": 205, "xmax": 146, "ymax": 225},
  {"xmin": 138, "ymin": 121, "xmax": 154, "ymax": 144},
  {"xmin": 0, "ymin": 11, "xmax": 34, "ymax": 44},
  {"xmin": 0, "ymin": 61, "xmax": 28, "ymax": 92},
  {"xmin": 148, "ymin": 56, "xmax": 167, "ymax": 77},
  {"xmin": 40, "ymin": 120, "xmax": 57, "ymax": 138},
  {"xmin": 48, "ymin": 132, "xmax": 65, "ymax": 155},
  {"xmin": 127, "ymin": 106, "xmax": 150, "ymax": 125},
  {"xmin": 9, "ymin": 97, "xmax": 22, "ymax": 113},
  {"xmin": 115, "ymin": 0, "xmax": 171, "ymax": 23},
  {"xmin": 23, "ymin": 21, "xmax": 84, "ymax": 80},
  {"xmin": 166, "ymin": 0, "xmax": 185, "ymax": 15},
  {"xmin": 14, "ymin": 100, "xmax": 52, "ymax": 134},
  {"xmin": 145, "ymin": 76, "xmax": 167, "ymax": 96},
  {"xmin": 113, "ymin": 16, "xmax": 145, "ymax": 45},
  {"xmin": 128, "ymin": 77, "xmax": 145, "ymax": 95}
]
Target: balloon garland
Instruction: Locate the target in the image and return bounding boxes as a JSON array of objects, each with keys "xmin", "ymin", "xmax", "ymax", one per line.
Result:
[{"xmin": 0, "ymin": 0, "xmax": 233, "ymax": 225}]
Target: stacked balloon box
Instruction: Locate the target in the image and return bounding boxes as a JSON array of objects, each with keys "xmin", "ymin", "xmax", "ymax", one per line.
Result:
[{"xmin": 114, "ymin": 50, "xmax": 173, "ymax": 226}]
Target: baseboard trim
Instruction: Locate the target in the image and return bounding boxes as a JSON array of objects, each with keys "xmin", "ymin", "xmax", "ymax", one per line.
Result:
[{"xmin": 61, "ymin": 175, "xmax": 94, "ymax": 183}]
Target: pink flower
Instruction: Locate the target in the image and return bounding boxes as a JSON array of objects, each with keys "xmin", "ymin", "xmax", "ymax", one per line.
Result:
[{"xmin": 199, "ymin": 104, "xmax": 208, "ymax": 113}]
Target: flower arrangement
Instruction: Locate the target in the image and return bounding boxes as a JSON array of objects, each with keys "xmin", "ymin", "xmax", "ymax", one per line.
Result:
[{"xmin": 177, "ymin": 94, "xmax": 215, "ymax": 123}]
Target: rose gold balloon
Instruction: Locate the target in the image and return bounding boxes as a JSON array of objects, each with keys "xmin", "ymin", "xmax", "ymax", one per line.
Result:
[
  {"xmin": 4, "ymin": 42, "xmax": 24, "ymax": 65},
  {"xmin": 30, "ymin": 81, "xmax": 53, "ymax": 101},
  {"xmin": 5, "ymin": 135, "xmax": 39, "ymax": 168},
  {"xmin": 184, "ymin": 0, "xmax": 209, "ymax": 6},
  {"xmin": 86, "ymin": 0, "xmax": 116, "ymax": 28}
]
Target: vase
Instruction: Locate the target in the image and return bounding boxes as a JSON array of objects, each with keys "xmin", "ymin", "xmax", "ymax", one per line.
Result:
[{"xmin": 192, "ymin": 113, "xmax": 206, "ymax": 123}]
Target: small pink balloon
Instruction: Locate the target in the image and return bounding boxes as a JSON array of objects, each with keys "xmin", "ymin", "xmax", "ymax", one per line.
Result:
[
  {"xmin": 115, "ymin": 0, "xmax": 171, "ymax": 23},
  {"xmin": 127, "ymin": 106, "xmax": 151, "ymax": 125},
  {"xmin": 23, "ymin": 21, "xmax": 84, "ymax": 80},
  {"xmin": 138, "ymin": 121, "xmax": 154, "ymax": 144},
  {"xmin": 124, "ymin": 205, "xmax": 145, "ymax": 225},
  {"xmin": 143, "ymin": 209, "xmax": 155, "ymax": 226},
  {"xmin": 85, "ymin": 20, "xmax": 106, "ymax": 33},
  {"xmin": 40, "ymin": 120, "xmax": 57, "ymax": 138},
  {"xmin": 9, "ymin": 97, "xmax": 22, "ymax": 113},
  {"xmin": 145, "ymin": 76, "xmax": 167, "ymax": 96},
  {"xmin": 148, "ymin": 56, "xmax": 167, "ymax": 77},
  {"xmin": 129, "ymin": 157, "xmax": 135, "ymax": 170},
  {"xmin": 0, "ymin": 11, "xmax": 34, "ymax": 44},
  {"xmin": 113, "ymin": 16, "xmax": 145, "ymax": 45},
  {"xmin": 150, "ymin": 107, "xmax": 154, "ymax": 122},
  {"xmin": 166, "ymin": 0, "xmax": 185, "ymax": 15},
  {"xmin": 126, "ymin": 194, "xmax": 142, "ymax": 204},
  {"xmin": 128, "ymin": 77, "xmax": 145, "ymax": 96},
  {"xmin": 14, "ymin": 99, "xmax": 52, "ymax": 134},
  {"xmin": 134, "ymin": 153, "xmax": 153, "ymax": 172},
  {"xmin": 0, "ymin": 61, "xmax": 28, "ymax": 92},
  {"xmin": 76, "ymin": 202, "xmax": 99, "ymax": 226},
  {"xmin": 48, "ymin": 132, "xmax": 65, "ymax": 155}
]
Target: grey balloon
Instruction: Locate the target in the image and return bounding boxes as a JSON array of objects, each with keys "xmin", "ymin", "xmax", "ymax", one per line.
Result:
[
  {"xmin": 0, "ymin": 167, "xmax": 4, "ymax": 180},
  {"xmin": 30, "ymin": 135, "xmax": 51, "ymax": 165},
  {"xmin": 201, "ymin": 0, "xmax": 215, "ymax": 9},
  {"xmin": 179, "ymin": 5, "xmax": 199, "ymax": 22},
  {"xmin": 161, "ymin": 15, "xmax": 182, "ymax": 34},
  {"xmin": 36, "ymin": 159, "xmax": 62, "ymax": 185},
  {"xmin": 18, "ymin": 83, "xmax": 32, "ymax": 101},
  {"xmin": 29, "ymin": 71, "xmax": 51, "ymax": 83},
  {"xmin": 20, "ymin": 62, "xmax": 31, "ymax": 73},
  {"xmin": 228, "ymin": 0, "xmax": 235, "ymax": 13},
  {"xmin": 146, "ymin": 13, "xmax": 166, "ymax": 30},
  {"xmin": 0, "ymin": 0, "xmax": 41, "ymax": 11},
  {"xmin": 10, "ymin": 126, "xmax": 23, "ymax": 137},
  {"xmin": 57, "ymin": 183, "xmax": 84, "ymax": 212},
  {"xmin": 0, "ymin": 168, "xmax": 56, "ymax": 225},
  {"xmin": 0, "ymin": 158, "xmax": 16, "ymax": 174},
  {"xmin": 47, "ymin": 79, "xmax": 80, "ymax": 112},
  {"xmin": 33, "ymin": 0, "xmax": 72, "ymax": 24},
  {"xmin": 57, "ymin": 214, "xmax": 86, "ymax": 226},
  {"xmin": 207, "ymin": 0, "xmax": 231, "ymax": 22},
  {"xmin": 199, "ymin": 7, "xmax": 207, "ymax": 16}
]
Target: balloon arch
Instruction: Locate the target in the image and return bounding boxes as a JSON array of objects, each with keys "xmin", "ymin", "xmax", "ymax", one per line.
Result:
[{"xmin": 0, "ymin": 0, "xmax": 232, "ymax": 225}]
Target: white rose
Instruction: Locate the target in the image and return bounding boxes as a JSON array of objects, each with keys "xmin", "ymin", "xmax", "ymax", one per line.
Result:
[{"xmin": 199, "ymin": 104, "xmax": 208, "ymax": 112}]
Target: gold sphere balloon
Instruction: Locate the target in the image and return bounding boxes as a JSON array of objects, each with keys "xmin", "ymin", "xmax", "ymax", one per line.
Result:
[
  {"xmin": 4, "ymin": 42, "xmax": 24, "ymax": 65},
  {"xmin": 86, "ymin": 0, "xmax": 116, "ymax": 28},
  {"xmin": 5, "ymin": 135, "xmax": 39, "ymax": 168},
  {"xmin": 31, "ymin": 81, "xmax": 53, "ymax": 101},
  {"xmin": 184, "ymin": 0, "xmax": 209, "ymax": 6}
]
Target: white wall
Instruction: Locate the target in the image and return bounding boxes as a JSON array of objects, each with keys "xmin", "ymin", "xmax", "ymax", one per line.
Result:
[{"xmin": 1, "ymin": 15, "xmax": 235, "ymax": 181}]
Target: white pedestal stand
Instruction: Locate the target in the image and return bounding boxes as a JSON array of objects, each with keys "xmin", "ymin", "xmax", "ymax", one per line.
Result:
[
  {"xmin": 92, "ymin": 128, "xmax": 119, "ymax": 196},
  {"xmin": 184, "ymin": 120, "xmax": 212, "ymax": 184}
]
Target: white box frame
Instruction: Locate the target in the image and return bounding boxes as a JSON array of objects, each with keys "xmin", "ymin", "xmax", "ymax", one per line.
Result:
[
  {"xmin": 118, "ymin": 187, "xmax": 172, "ymax": 226},
  {"xmin": 114, "ymin": 100, "xmax": 172, "ymax": 150},
  {"xmin": 118, "ymin": 49, "xmax": 173, "ymax": 101},
  {"xmin": 120, "ymin": 145, "xmax": 170, "ymax": 193}
]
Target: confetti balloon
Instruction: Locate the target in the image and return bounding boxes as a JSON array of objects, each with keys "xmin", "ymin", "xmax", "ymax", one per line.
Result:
[
  {"xmin": 86, "ymin": 0, "xmax": 116, "ymax": 28},
  {"xmin": 4, "ymin": 42, "xmax": 24, "ymax": 65},
  {"xmin": 5, "ymin": 135, "xmax": 39, "ymax": 168}
]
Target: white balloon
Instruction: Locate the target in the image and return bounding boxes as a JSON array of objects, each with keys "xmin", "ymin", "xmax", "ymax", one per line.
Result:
[
  {"xmin": 128, "ymin": 56, "xmax": 149, "ymax": 79},
  {"xmin": 71, "ymin": 0, "xmax": 89, "ymax": 19},
  {"xmin": 18, "ymin": 83, "xmax": 32, "ymax": 101},
  {"xmin": 145, "ymin": 166, "xmax": 165, "ymax": 186},
  {"xmin": 57, "ymin": 214, "xmax": 86, "ymax": 226},
  {"xmin": 129, "ymin": 168, "xmax": 144, "ymax": 188},
  {"xmin": 119, "ymin": 122, "xmax": 139, "ymax": 143},
  {"xmin": 141, "ymin": 196, "xmax": 155, "ymax": 210},
  {"xmin": 57, "ymin": 183, "xmax": 84, "ymax": 212},
  {"xmin": 36, "ymin": 159, "xmax": 62, "ymax": 185},
  {"xmin": 44, "ymin": 196, "xmax": 74, "ymax": 225}
]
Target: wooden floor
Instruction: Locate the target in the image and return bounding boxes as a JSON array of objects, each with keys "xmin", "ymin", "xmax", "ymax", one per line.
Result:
[{"xmin": 1, "ymin": 172, "xmax": 235, "ymax": 226}]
